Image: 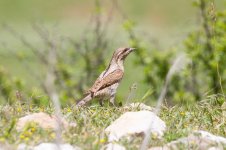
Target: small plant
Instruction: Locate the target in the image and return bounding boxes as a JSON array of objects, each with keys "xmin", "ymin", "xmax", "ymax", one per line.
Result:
[{"xmin": 123, "ymin": 0, "xmax": 226, "ymax": 104}]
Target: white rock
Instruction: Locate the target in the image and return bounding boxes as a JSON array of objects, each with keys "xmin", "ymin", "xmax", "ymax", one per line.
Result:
[
  {"xmin": 34, "ymin": 143, "xmax": 78, "ymax": 150},
  {"xmin": 208, "ymin": 147, "xmax": 222, "ymax": 150},
  {"xmin": 0, "ymin": 144, "xmax": 13, "ymax": 150},
  {"xmin": 195, "ymin": 130, "xmax": 226, "ymax": 144},
  {"xmin": 102, "ymin": 143, "xmax": 126, "ymax": 150},
  {"xmin": 149, "ymin": 130, "xmax": 226, "ymax": 150},
  {"xmin": 148, "ymin": 147, "xmax": 168, "ymax": 150},
  {"xmin": 105, "ymin": 111, "xmax": 166, "ymax": 142},
  {"xmin": 17, "ymin": 143, "xmax": 80, "ymax": 150},
  {"xmin": 17, "ymin": 143, "xmax": 33, "ymax": 150},
  {"xmin": 16, "ymin": 112, "xmax": 76, "ymax": 131}
]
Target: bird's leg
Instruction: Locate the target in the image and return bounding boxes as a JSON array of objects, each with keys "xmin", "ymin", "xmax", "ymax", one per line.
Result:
[
  {"xmin": 99, "ymin": 98, "xmax": 104, "ymax": 106},
  {"xmin": 109, "ymin": 95, "xmax": 115, "ymax": 106}
]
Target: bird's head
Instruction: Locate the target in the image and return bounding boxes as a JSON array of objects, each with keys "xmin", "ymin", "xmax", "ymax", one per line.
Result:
[{"xmin": 113, "ymin": 47, "xmax": 135, "ymax": 62}]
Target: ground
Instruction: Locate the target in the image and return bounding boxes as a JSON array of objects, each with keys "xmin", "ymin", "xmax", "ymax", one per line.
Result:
[{"xmin": 0, "ymin": 95, "xmax": 225, "ymax": 149}]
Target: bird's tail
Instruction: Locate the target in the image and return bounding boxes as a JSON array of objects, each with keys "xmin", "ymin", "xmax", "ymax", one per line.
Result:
[{"xmin": 76, "ymin": 94, "xmax": 92, "ymax": 106}]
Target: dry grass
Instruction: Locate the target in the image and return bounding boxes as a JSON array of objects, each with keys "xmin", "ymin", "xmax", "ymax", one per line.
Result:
[{"xmin": 0, "ymin": 95, "xmax": 225, "ymax": 149}]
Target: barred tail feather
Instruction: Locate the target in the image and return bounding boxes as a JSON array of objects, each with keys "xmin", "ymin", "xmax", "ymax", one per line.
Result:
[{"xmin": 76, "ymin": 94, "xmax": 92, "ymax": 106}]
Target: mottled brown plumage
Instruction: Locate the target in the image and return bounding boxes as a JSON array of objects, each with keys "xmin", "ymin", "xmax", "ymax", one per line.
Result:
[{"xmin": 77, "ymin": 47, "xmax": 135, "ymax": 106}]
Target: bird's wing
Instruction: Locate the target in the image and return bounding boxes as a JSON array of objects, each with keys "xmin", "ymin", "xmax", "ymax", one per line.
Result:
[
  {"xmin": 83, "ymin": 71, "xmax": 105, "ymax": 95},
  {"xmin": 89, "ymin": 69, "xmax": 123, "ymax": 93}
]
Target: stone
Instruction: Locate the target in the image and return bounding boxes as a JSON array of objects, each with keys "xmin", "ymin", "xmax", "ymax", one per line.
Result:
[
  {"xmin": 17, "ymin": 143, "xmax": 80, "ymax": 150},
  {"xmin": 102, "ymin": 143, "xmax": 126, "ymax": 150},
  {"xmin": 105, "ymin": 111, "xmax": 166, "ymax": 142},
  {"xmin": 0, "ymin": 143, "xmax": 13, "ymax": 150},
  {"xmin": 17, "ymin": 143, "xmax": 32, "ymax": 150},
  {"xmin": 16, "ymin": 112, "xmax": 76, "ymax": 131},
  {"xmin": 149, "ymin": 130, "xmax": 226, "ymax": 150}
]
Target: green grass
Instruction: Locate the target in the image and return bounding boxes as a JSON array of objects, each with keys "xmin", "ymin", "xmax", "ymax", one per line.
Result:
[{"xmin": 0, "ymin": 95, "xmax": 225, "ymax": 149}]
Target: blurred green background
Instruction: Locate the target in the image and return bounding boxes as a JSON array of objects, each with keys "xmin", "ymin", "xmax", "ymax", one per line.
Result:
[{"xmin": 0, "ymin": 0, "xmax": 225, "ymax": 106}]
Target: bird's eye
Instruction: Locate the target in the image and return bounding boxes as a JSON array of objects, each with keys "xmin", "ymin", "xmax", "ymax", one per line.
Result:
[{"xmin": 124, "ymin": 48, "xmax": 129, "ymax": 52}]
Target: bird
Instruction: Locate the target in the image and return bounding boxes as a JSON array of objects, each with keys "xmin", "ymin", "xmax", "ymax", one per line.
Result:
[{"xmin": 76, "ymin": 47, "xmax": 135, "ymax": 106}]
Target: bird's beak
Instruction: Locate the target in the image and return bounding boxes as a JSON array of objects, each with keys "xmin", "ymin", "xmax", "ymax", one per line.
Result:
[{"xmin": 129, "ymin": 48, "xmax": 136, "ymax": 52}]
